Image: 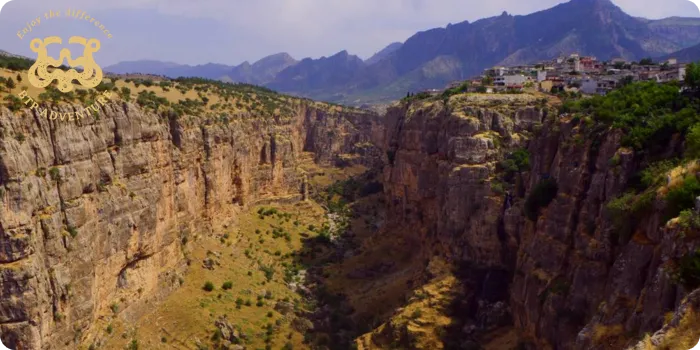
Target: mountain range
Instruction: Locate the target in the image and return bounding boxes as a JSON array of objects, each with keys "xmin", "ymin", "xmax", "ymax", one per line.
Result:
[{"xmin": 104, "ymin": 0, "xmax": 700, "ymax": 105}]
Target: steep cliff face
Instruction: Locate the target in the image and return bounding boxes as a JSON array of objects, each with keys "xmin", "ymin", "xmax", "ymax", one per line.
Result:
[
  {"xmin": 509, "ymin": 115, "xmax": 698, "ymax": 350},
  {"xmin": 0, "ymin": 99, "xmax": 380, "ymax": 349},
  {"xmin": 379, "ymin": 93, "xmax": 700, "ymax": 349},
  {"xmin": 379, "ymin": 94, "xmax": 551, "ymax": 347}
]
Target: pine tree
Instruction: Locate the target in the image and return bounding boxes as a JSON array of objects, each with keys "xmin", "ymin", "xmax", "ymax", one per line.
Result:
[
  {"xmin": 16, "ymin": 73, "xmax": 22, "ymax": 82},
  {"xmin": 6, "ymin": 77, "xmax": 16, "ymax": 92}
]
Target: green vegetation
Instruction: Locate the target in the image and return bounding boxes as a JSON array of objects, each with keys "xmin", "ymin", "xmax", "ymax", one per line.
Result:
[
  {"xmin": 665, "ymin": 175, "xmax": 700, "ymax": 220},
  {"xmin": 441, "ymin": 82, "xmax": 471, "ymax": 100},
  {"xmin": 524, "ymin": 178, "xmax": 558, "ymax": 221},
  {"xmin": 49, "ymin": 167, "xmax": 60, "ymax": 182},
  {"xmin": 127, "ymin": 339, "xmax": 139, "ymax": 350},
  {"xmin": 605, "ymin": 191, "xmax": 655, "ymax": 244},
  {"xmin": 5, "ymin": 77, "xmax": 15, "ymax": 91},
  {"xmin": 499, "ymin": 148, "xmax": 530, "ymax": 183},
  {"xmin": 678, "ymin": 210, "xmax": 700, "ymax": 230},
  {"xmin": 119, "ymin": 87, "xmax": 131, "ymax": 101},
  {"xmin": 66, "ymin": 226, "xmax": 78, "ymax": 238},
  {"xmin": 561, "ymin": 81, "xmax": 700, "ymax": 150},
  {"xmin": 202, "ymin": 281, "xmax": 215, "ymax": 292},
  {"xmin": 14, "ymin": 132, "xmax": 25, "ymax": 143},
  {"xmin": 4, "ymin": 95, "xmax": 23, "ymax": 111},
  {"xmin": 640, "ymin": 159, "xmax": 678, "ymax": 188},
  {"xmin": 687, "ymin": 123, "xmax": 700, "ymax": 159},
  {"xmin": 676, "ymin": 250, "xmax": 700, "ymax": 290},
  {"xmin": 0, "ymin": 55, "xmax": 34, "ymax": 71},
  {"xmin": 221, "ymin": 281, "xmax": 233, "ymax": 290},
  {"xmin": 401, "ymin": 91, "xmax": 432, "ymax": 103},
  {"xmin": 686, "ymin": 62, "xmax": 700, "ymax": 92}
]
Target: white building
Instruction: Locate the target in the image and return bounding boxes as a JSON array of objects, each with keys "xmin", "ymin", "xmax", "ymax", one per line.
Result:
[
  {"xmin": 573, "ymin": 58, "xmax": 581, "ymax": 73},
  {"xmin": 580, "ymin": 78, "xmax": 598, "ymax": 94},
  {"xmin": 537, "ymin": 70, "xmax": 548, "ymax": 82},
  {"xmin": 494, "ymin": 75, "xmax": 528, "ymax": 87}
]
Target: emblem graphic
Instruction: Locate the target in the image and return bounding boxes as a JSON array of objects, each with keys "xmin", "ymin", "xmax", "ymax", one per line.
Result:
[{"xmin": 27, "ymin": 36, "xmax": 103, "ymax": 92}]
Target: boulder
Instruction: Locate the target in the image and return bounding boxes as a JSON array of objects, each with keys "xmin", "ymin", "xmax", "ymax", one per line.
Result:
[{"xmin": 215, "ymin": 316, "xmax": 240, "ymax": 343}]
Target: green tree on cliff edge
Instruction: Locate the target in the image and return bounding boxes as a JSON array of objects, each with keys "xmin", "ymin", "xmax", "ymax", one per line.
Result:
[{"xmin": 686, "ymin": 62, "xmax": 700, "ymax": 92}]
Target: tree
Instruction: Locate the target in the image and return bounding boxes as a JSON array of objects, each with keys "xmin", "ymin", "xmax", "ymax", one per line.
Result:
[
  {"xmin": 639, "ymin": 57, "xmax": 653, "ymax": 66},
  {"xmin": 685, "ymin": 62, "xmax": 700, "ymax": 91},
  {"xmin": 6, "ymin": 77, "xmax": 15, "ymax": 92},
  {"xmin": 16, "ymin": 73, "xmax": 22, "ymax": 82},
  {"xmin": 618, "ymin": 76, "xmax": 634, "ymax": 88},
  {"xmin": 687, "ymin": 123, "xmax": 700, "ymax": 159}
]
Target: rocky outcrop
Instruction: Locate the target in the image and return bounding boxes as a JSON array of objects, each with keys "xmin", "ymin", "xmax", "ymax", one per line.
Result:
[
  {"xmin": 0, "ymin": 99, "xmax": 380, "ymax": 349},
  {"xmin": 380, "ymin": 93, "xmax": 700, "ymax": 349}
]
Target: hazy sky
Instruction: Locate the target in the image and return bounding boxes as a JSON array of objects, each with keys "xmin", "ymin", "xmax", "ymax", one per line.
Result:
[{"xmin": 1, "ymin": 0, "xmax": 699, "ymax": 67}]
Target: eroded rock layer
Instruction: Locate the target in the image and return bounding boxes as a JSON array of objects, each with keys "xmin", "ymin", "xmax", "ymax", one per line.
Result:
[{"xmin": 0, "ymin": 100, "xmax": 381, "ymax": 349}]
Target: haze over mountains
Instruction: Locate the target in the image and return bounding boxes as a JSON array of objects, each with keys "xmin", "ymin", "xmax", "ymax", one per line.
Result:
[{"xmin": 104, "ymin": 0, "xmax": 700, "ymax": 105}]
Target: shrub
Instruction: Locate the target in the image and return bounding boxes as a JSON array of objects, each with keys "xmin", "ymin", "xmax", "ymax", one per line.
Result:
[
  {"xmin": 491, "ymin": 181, "xmax": 505, "ymax": 195},
  {"xmin": 386, "ymin": 150, "xmax": 396, "ymax": 165},
  {"xmin": 49, "ymin": 167, "xmax": 60, "ymax": 181},
  {"xmin": 677, "ymin": 250, "xmax": 700, "ymax": 290},
  {"xmin": 203, "ymin": 281, "xmax": 215, "ymax": 292},
  {"xmin": 260, "ymin": 264, "xmax": 275, "ymax": 282},
  {"xmin": 687, "ymin": 123, "xmax": 700, "ymax": 159},
  {"xmin": 222, "ymin": 281, "xmax": 233, "ymax": 290},
  {"xmin": 500, "ymin": 148, "xmax": 530, "ymax": 183},
  {"xmin": 678, "ymin": 210, "xmax": 700, "ymax": 230},
  {"xmin": 606, "ymin": 191, "xmax": 655, "ymax": 244},
  {"xmin": 666, "ymin": 175, "xmax": 700, "ymax": 220},
  {"xmin": 120, "ymin": 87, "xmax": 131, "ymax": 101},
  {"xmin": 66, "ymin": 226, "xmax": 78, "ymax": 238},
  {"xmin": 524, "ymin": 178, "xmax": 558, "ymax": 221},
  {"xmin": 641, "ymin": 159, "xmax": 678, "ymax": 188},
  {"xmin": 14, "ymin": 132, "xmax": 25, "ymax": 143},
  {"xmin": 4, "ymin": 95, "xmax": 23, "ymax": 112}
]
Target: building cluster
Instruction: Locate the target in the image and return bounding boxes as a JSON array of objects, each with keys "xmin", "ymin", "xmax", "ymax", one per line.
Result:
[{"xmin": 444, "ymin": 54, "xmax": 688, "ymax": 96}]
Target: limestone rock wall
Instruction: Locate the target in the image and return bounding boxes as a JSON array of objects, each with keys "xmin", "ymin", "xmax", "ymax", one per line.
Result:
[
  {"xmin": 381, "ymin": 94, "xmax": 700, "ymax": 349},
  {"xmin": 381, "ymin": 94, "xmax": 547, "ymax": 343},
  {"xmin": 509, "ymin": 116, "xmax": 696, "ymax": 350},
  {"xmin": 0, "ymin": 100, "xmax": 380, "ymax": 349}
]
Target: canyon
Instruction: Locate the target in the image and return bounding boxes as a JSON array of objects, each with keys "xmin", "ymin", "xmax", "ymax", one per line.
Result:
[{"xmin": 0, "ymin": 75, "xmax": 699, "ymax": 350}]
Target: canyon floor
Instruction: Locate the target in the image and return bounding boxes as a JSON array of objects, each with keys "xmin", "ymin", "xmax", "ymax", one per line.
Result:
[{"xmin": 90, "ymin": 156, "xmax": 520, "ymax": 350}]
